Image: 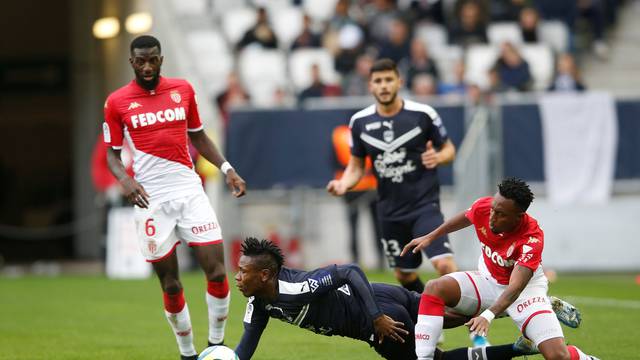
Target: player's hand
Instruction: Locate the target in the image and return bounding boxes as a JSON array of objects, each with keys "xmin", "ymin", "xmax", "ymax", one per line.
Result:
[
  {"xmin": 326, "ymin": 180, "xmax": 348, "ymax": 196},
  {"xmin": 421, "ymin": 141, "xmax": 439, "ymax": 169},
  {"xmin": 373, "ymin": 314, "xmax": 409, "ymax": 344},
  {"xmin": 400, "ymin": 233, "xmax": 434, "ymax": 256},
  {"xmin": 465, "ymin": 316, "xmax": 491, "ymax": 338},
  {"xmin": 226, "ymin": 170, "xmax": 246, "ymax": 198},
  {"xmin": 120, "ymin": 176, "xmax": 150, "ymax": 208}
]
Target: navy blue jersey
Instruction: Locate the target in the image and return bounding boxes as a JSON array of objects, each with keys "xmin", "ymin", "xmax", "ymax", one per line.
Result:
[
  {"xmin": 236, "ymin": 264, "xmax": 383, "ymax": 360},
  {"xmin": 349, "ymin": 100, "xmax": 449, "ymax": 220}
]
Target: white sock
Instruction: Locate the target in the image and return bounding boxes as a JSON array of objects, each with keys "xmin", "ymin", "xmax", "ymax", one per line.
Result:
[
  {"xmin": 165, "ymin": 304, "xmax": 196, "ymax": 356},
  {"xmin": 206, "ymin": 291, "xmax": 230, "ymax": 344},
  {"xmin": 415, "ymin": 314, "xmax": 444, "ymax": 360}
]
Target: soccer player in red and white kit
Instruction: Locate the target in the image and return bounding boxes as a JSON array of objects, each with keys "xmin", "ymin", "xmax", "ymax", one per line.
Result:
[
  {"xmin": 104, "ymin": 35, "xmax": 246, "ymax": 360},
  {"xmin": 402, "ymin": 178, "xmax": 599, "ymax": 360}
]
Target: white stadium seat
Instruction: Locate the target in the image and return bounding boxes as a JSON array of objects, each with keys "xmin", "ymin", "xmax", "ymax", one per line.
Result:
[
  {"xmin": 269, "ymin": 6, "xmax": 304, "ymax": 49},
  {"xmin": 519, "ymin": 44, "xmax": 554, "ymax": 91},
  {"xmin": 430, "ymin": 45, "xmax": 464, "ymax": 84},
  {"xmin": 171, "ymin": 0, "xmax": 207, "ymax": 16},
  {"xmin": 211, "ymin": 0, "xmax": 247, "ymax": 18},
  {"xmin": 221, "ymin": 7, "xmax": 257, "ymax": 45},
  {"xmin": 415, "ymin": 23, "xmax": 448, "ymax": 49},
  {"xmin": 186, "ymin": 30, "xmax": 233, "ymax": 94},
  {"xmin": 539, "ymin": 21, "xmax": 569, "ymax": 53},
  {"xmin": 289, "ymin": 48, "xmax": 340, "ymax": 91},
  {"xmin": 303, "ymin": 0, "xmax": 339, "ymax": 22},
  {"xmin": 487, "ymin": 22, "xmax": 523, "ymax": 46},
  {"xmin": 238, "ymin": 48, "xmax": 288, "ymax": 106},
  {"xmin": 464, "ymin": 45, "xmax": 500, "ymax": 89}
]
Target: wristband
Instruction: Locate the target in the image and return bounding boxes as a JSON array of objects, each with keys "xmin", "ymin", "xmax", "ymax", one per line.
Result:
[
  {"xmin": 479, "ymin": 309, "xmax": 495, "ymax": 323},
  {"xmin": 220, "ymin": 161, "xmax": 234, "ymax": 175}
]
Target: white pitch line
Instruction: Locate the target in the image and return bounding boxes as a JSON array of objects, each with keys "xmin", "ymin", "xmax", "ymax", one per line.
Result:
[{"xmin": 565, "ymin": 296, "xmax": 640, "ymax": 310}]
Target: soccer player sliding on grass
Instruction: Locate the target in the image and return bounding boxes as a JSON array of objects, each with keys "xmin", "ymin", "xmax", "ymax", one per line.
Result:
[
  {"xmin": 402, "ymin": 178, "xmax": 598, "ymax": 360},
  {"xmin": 233, "ymin": 237, "xmax": 580, "ymax": 360}
]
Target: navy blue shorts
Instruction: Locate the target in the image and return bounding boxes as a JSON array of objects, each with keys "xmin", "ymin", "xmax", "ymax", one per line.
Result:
[
  {"xmin": 370, "ymin": 283, "xmax": 421, "ymax": 360},
  {"xmin": 379, "ymin": 202, "xmax": 453, "ymax": 270}
]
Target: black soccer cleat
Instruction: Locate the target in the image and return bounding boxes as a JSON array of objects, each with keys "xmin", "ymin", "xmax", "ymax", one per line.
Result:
[
  {"xmin": 180, "ymin": 355, "xmax": 198, "ymax": 360},
  {"xmin": 207, "ymin": 340, "xmax": 224, "ymax": 347}
]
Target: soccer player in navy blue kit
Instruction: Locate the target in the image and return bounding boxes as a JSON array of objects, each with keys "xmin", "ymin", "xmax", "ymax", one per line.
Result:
[
  {"xmin": 234, "ymin": 238, "xmax": 547, "ymax": 360},
  {"xmin": 327, "ymin": 58, "xmax": 457, "ymax": 292}
]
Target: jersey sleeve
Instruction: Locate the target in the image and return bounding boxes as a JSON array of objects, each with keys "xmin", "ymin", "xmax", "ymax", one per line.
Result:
[
  {"xmin": 103, "ymin": 96, "xmax": 124, "ymax": 149},
  {"xmin": 423, "ymin": 108, "xmax": 448, "ymax": 148},
  {"xmin": 334, "ymin": 264, "xmax": 383, "ymax": 321},
  {"xmin": 186, "ymin": 83, "xmax": 203, "ymax": 132},
  {"xmin": 236, "ymin": 297, "xmax": 269, "ymax": 360},
  {"xmin": 515, "ymin": 231, "xmax": 544, "ymax": 271},
  {"xmin": 465, "ymin": 197, "xmax": 491, "ymax": 224},
  {"xmin": 348, "ymin": 118, "xmax": 366, "ymax": 158}
]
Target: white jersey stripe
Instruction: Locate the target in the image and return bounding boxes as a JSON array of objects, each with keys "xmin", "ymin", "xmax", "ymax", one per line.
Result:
[{"xmin": 278, "ymin": 280, "xmax": 311, "ymax": 295}]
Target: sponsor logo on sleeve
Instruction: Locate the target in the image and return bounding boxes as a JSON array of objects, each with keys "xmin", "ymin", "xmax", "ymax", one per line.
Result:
[
  {"xmin": 307, "ymin": 278, "xmax": 319, "ymax": 293},
  {"xmin": 103, "ymin": 122, "xmax": 111, "ymax": 143},
  {"xmin": 244, "ymin": 297, "xmax": 255, "ymax": 323}
]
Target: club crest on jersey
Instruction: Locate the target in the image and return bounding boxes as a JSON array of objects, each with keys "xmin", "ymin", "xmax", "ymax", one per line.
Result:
[
  {"xmin": 170, "ymin": 91, "xmax": 181, "ymax": 103},
  {"xmin": 382, "ymin": 120, "xmax": 394, "ymax": 142},
  {"xmin": 147, "ymin": 240, "xmax": 157, "ymax": 254}
]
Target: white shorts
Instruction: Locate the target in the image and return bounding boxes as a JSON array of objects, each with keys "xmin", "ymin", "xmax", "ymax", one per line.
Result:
[
  {"xmin": 133, "ymin": 191, "xmax": 223, "ymax": 262},
  {"xmin": 445, "ymin": 269, "xmax": 564, "ymax": 347}
]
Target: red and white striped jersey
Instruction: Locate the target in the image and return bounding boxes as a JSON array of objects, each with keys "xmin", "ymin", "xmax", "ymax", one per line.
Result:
[{"xmin": 103, "ymin": 77, "xmax": 204, "ymax": 203}]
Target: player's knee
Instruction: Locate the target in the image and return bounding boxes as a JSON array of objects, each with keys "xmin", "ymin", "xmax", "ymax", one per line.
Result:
[
  {"xmin": 423, "ymin": 278, "xmax": 447, "ymax": 297},
  {"xmin": 433, "ymin": 258, "xmax": 457, "ymax": 275},
  {"xmin": 540, "ymin": 344, "xmax": 571, "ymax": 360},
  {"xmin": 205, "ymin": 262, "xmax": 226, "ymax": 282},
  {"xmin": 162, "ymin": 279, "xmax": 183, "ymax": 294}
]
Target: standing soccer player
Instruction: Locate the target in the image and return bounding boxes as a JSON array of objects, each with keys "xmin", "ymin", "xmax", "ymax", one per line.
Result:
[
  {"xmin": 103, "ymin": 35, "xmax": 246, "ymax": 360},
  {"xmin": 327, "ymin": 58, "xmax": 458, "ymax": 291},
  {"xmin": 402, "ymin": 178, "xmax": 598, "ymax": 360}
]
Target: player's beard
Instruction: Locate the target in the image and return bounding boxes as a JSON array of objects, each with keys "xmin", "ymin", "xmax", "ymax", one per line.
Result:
[
  {"xmin": 136, "ymin": 72, "xmax": 160, "ymax": 90},
  {"xmin": 374, "ymin": 90, "xmax": 397, "ymax": 106}
]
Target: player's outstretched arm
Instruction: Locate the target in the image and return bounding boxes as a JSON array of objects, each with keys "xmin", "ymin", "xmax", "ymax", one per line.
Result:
[
  {"xmin": 326, "ymin": 155, "xmax": 365, "ymax": 196},
  {"xmin": 465, "ymin": 265, "xmax": 533, "ymax": 337},
  {"xmin": 188, "ymin": 130, "xmax": 246, "ymax": 197},
  {"xmin": 401, "ymin": 211, "xmax": 471, "ymax": 256},
  {"xmin": 106, "ymin": 147, "xmax": 149, "ymax": 208}
]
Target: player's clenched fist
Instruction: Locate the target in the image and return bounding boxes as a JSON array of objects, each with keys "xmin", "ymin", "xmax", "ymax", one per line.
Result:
[
  {"xmin": 326, "ymin": 179, "xmax": 348, "ymax": 196},
  {"xmin": 120, "ymin": 177, "xmax": 150, "ymax": 209},
  {"xmin": 421, "ymin": 140, "xmax": 439, "ymax": 169}
]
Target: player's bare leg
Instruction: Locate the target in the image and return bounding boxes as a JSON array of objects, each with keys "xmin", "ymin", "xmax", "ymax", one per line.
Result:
[
  {"xmin": 152, "ymin": 251, "xmax": 197, "ymax": 359},
  {"xmin": 537, "ymin": 337, "xmax": 597, "ymax": 360},
  {"xmin": 193, "ymin": 243, "xmax": 230, "ymax": 346},
  {"xmin": 430, "ymin": 257, "xmax": 458, "ymax": 276},
  {"xmin": 394, "ymin": 269, "xmax": 425, "ymax": 292}
]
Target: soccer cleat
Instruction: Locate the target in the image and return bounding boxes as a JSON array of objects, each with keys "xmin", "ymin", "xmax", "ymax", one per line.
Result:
[
  {"xmin": 550, "ymin": 296, "xmax": 582, "ymax": 328},
  {"xmin": 207, "ymin": 340, "xmax": 224, "ymax": 347},
  {"xmin": 471, "ymin": 333, "xmax": 490, "ymax": 348},
  {"xmin": 588, "ymin": 356, "xmax": 601, "ymax": 360},
  {"xmin": 180, "ymin": 355, "xmax": 198, "ymax": 360},
  {"xmin": 513, "ymin": 336, "xmax": 539, "ymax": 355}
]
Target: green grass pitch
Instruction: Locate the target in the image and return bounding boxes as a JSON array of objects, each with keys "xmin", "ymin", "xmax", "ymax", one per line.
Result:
[{"xmin": 1, "ymin": 271, "xmax": 637, "ymax": 359}]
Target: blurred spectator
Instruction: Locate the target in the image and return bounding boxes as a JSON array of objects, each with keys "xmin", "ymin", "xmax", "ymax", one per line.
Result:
[
  {"xmin": 216, "ymin": 72, "xmax": 250, "ymax": 128},
  {"xmin": 438, "ymin": 60, "xmax": 467, "ymax": 95},
  {"xmin": 236, "ymin": 7, "xmax": 278, "ymax": 51},
  {"xmin": 334, "ymin": 23, "xmax": 366, "ymax": 74},
  {"xmin": 327, "ymin": 0, "xmax": 357, "ymax": 33},
  {"xmin": 298, "ymin": 64, "xmax": 342, "ymax": 103},
  {"xmin": 578, "ymin": 0, "xmax": 609, "ymax": 58},
  {"xmin": 449, "ymin": 0, "xmax": 489, "ymax": 47},
  {"xmin": 489, "ymin": 0, "xmax": 526, "ymax": 21},
  {"xmin": 402, "ymin": 38, "xmax": 440, "ymax": 90},
  {"xmin": 489, "ymin": 42, "xmax": 532, "ymax": 92},
  {"xmin": 272, "ymin": 86, "xmax": 296, "ymax": 107},
  {"xmin": 364, "ymin": 0, "xmax": 403, "ymax": 46},
  {"xmin": 411, "ymin": 73, "xmax": 438, "ymax": 96},
  {"xmin": 342, "ymin": 53, "xmax": 375, "ymax": 96},
  {"xmin": 405, "ymin": 0, "xmax": 446, "ymax": 24},
  {"xmin": 291, "ymin": 14, "xmax": 322, "ymax": 50},
  {"xmin": 519, "ymin": 7, "xmax": 540, "ymax": 43},
  {"xmin": 547, "ymin": 53, "xmax": 586, "ymax": 92},
  {"xmin": 377, "ymin": 18, "xmax": 411, "ymax": 64}
]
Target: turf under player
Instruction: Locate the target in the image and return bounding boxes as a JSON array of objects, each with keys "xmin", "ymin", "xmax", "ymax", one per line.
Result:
[
  {"xmin": 234, "ymin": 238, "xmax": 580, "ymax": 360},
  {"xmin": 326, "ymin": 58, "xmax": 457, "ymax": 292},
  {"xmin": 103, "ymin": 35, "xmax": 246, "ymax": 360},
  {"xmin": 402, "ymin": 178, "xmax": 598, "ymax": 360}
]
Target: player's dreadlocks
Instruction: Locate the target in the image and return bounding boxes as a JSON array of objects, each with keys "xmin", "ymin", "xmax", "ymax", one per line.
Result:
[
  {"xmin": 498, "ymin": 177, "xmax": 534, "ymax": 212},
  {"xmin": 241, "ymin": 237, "xmax": 285, "ymax": 275},
  {"xmin": 130, "ymin": 35, "xmax": 161, "ymax": 54}
]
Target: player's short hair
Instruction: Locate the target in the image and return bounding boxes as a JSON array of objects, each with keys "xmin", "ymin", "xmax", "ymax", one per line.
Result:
[
  {"xmin": 498, "ymin": 177, "xmax": 534, "ymax": 212},
  {"xmin": 241, "ymin": 237, "xmax": 284, "ymax": 275},
  {"xmin": 370, "ymin": 58, "xmax": 399, "ymax": 76},
  {"xmin": 130, "ymin": 35, "xmax": 161, "ymax": 54}
]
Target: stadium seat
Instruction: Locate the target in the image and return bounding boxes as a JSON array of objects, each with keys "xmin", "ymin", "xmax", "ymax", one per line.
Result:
[
  {"xmin": 539, "ymin": 21, "xmax": 569, "ymax": 53},
  {"xmin": 487, "ymin": 22, "xmax": 523, "ymax": 46},
  {"xmin": 289, "ymin": 48, "xmax": 340, "ymax": 91},
  {"xmin": 186, "ymin": 30, "xmax": 233, "ymax": 94},
  {"xmin": 269, "ymin": 6, "xmax": 304, "ymax": 50},
  {"xmin": 519, "ymin": 44, "xmax": 554, "ymax": 91},
  {"xmin": 415, "ymin": 23, "xmax": 448, "ymax": 50},
  {"xmin": 211, "ymin": 0, "xmax": 247, "ymax": 18},
  {"xmin": 464, "ymin": 45, "xmax": 500, "ymax": 89},
  {"xmin": 171, "ymin": 0, "xmax": 208, "ymax": 16},
  {"xmin": 430, "ymin": 45, "xmax": 464, "ymax": 84},
  {"xmin": 221, "ymin": 7, "xmax": 258, "ymax": 45},
  {"xmin": 303, "ymin": 0, "xmax": 339, "ymax": 22},
  {"xmin": 238, "ymin": 48, "xmax": 288, "ymax": 106}
]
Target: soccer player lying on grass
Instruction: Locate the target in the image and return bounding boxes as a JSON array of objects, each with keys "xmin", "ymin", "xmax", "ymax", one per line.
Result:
[{"xmin": 233, "ymin": 238, "xmax": 580, "ymax": 360}]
